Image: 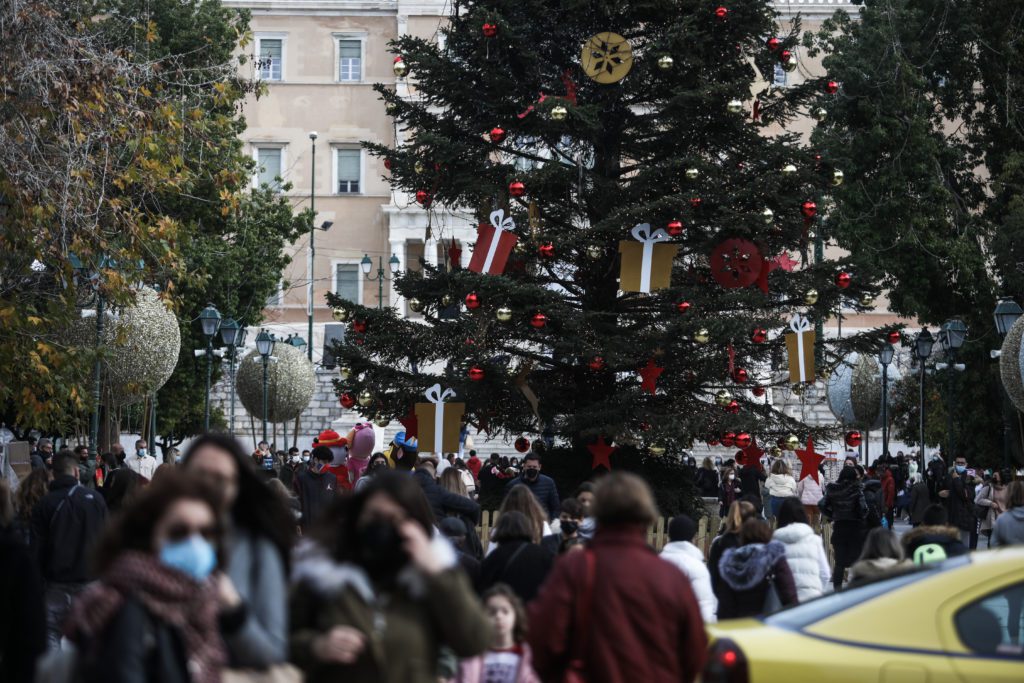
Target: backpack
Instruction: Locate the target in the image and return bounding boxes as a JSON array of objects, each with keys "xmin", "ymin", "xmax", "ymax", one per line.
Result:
[
  {"xmin": 46, "ymin": 484, "xmax": 98, "ymax": 578},
  {"xmin": 863, "ymin": 486, "xmax": 882, "ymax": 528}
]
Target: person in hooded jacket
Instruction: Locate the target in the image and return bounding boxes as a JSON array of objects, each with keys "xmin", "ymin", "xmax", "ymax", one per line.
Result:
[
  {"xmin": 975, "ymin": 470, "xmax": 1011, "ymax": 546},
  {"xmin": 660, "ymin": 514, "xmax": 717, "ymax": 623},
  {"xmin": 990, "ymin": 480, "xmax": 1024, "ymax": 547},
  {"xmin": 708, "ymin": 500, "xmax": 757, "ymax": 602},
  {"xmin": 289, "ymin": 472, "xmax": 490, "ymax": 683},
  {"xmin": 765, "ymin": 460, "xmax": 798, "ymax": 519},
  {"xmin": 908, "ymin": 473, "xmax": 931, "ymax": 526},
  {"xmin": 847, "ymin": 528, "xmax": 912, "ymax": 588},
  {"xmin": 901, "ymin": 504, "xmax": 969, "ymax": 559},
  {"xmin": 771, "ymin": 498, "xmax": 830, "ymax": 602},
  {"xmin": 479, "ymin": 511, "xmax": 554, "ymax": 603},
  {"xmin": 820, "ymin": 465, "xmax": 867, "ymax": 591},
  {"xmin": 879, "ymin": 466, "xmax": 896, "ymax": 529},
  {"xmin": 717, "ymin": 518, "xmax": 798, "ymax": 619}
]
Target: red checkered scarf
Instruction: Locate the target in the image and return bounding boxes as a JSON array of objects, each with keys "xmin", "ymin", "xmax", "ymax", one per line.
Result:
[{"xmin": 65, "ymin": 550, "xmax": 226, "ymax": 683}]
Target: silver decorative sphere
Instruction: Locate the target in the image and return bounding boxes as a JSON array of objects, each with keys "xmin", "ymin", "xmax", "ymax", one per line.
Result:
[{"xmin": 236, "ymin": 342, "xmax": 315, "ymax": 423}]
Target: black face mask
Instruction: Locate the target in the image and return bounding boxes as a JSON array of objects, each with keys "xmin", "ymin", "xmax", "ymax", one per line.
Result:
[
  {"xmin": 370, "ymin": 461, "xmax": 388, "ymax": 474},
  {"xmin": 561, "ymin": 520, "xmax": 579, "ymax": 536},
  {"xmin": 524, "ymin": 468, "xmax": 540, "ymax": 481},
  {"xmin": 356, "ymin": 520, "xmax": 409, "ymax": 577}
]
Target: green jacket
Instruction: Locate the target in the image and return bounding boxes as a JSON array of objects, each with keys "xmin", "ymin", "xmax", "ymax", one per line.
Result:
[{"xmin": 289, "ymin": 541, "xmax": 491, "ymax": 683}]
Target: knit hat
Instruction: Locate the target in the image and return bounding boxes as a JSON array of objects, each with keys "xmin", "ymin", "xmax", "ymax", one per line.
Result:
[{"xmin": 668, "ymin": 514, "xmax": 697, "ymax": 543}]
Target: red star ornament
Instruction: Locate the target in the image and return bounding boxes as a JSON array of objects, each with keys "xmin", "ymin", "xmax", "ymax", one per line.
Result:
[
  {"xmin": 795, "ymin": 438, "xmax": 825, "ymax": 483},
  {"xmin": 398, "ymin": 405, "xmax": 419, "ymax": 439},
  {"xmin": 638, "ymin": 359, "xmax": 664, "ymax": 394},
  {"xmin": 737, "ymin": 438, "xmax": 764, "ymax": 467},
  {"xmin": 587, "ymin": 437, "xmax": 616, "ymax": 471},
  {"xmin": 772, "ymin": 252, "xmax": 799, "ymax": 272}
]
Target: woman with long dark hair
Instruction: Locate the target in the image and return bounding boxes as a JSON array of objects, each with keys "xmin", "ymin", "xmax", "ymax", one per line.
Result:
[
  {"xmin": 63, "ymin": 472, "xmax": 227, "ymax": 683},
  {"xmin": 290, "ymin": 471, "xmax": 490, "ymax": 683},
  {"xmin": 181, "ymin": 432, "xmax": 295, "ymax": 669}
]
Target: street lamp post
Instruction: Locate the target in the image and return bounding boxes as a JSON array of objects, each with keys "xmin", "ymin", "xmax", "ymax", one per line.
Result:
[
  {"xmin": 914, "ymin": 328, "xmax": 935, "ymax": 477},
  {"xmin": 939, "ymin": 319, "xmax": 968, "ymax": 460},
  {"xmin": 219, "ymin": 319, "xmax": 245, "ymax": 436},
  {"xmin": 308, "ymin": 132, "xmax": 317, "ymax": 363},
  {"xmin": 255, "ymin": 330, "xmax": 275, "ymax": 445},
  {"xmin": 361, "ymin": 253, "xmax": 401, "ymax": 310},
  {"xmin": 71, "ymin": 253, "xmax": 111, "ymax": 459},
  {"xmin": 994, "ymin": 298, "xmax": 1023, "ymax": 469},
  {"xmin": 198, "ymin": 304, "xmax": 223, "ymax": 432},
  {"xmin": 879, "ymin": 342, "xmax": 895, "ymax": 458}
]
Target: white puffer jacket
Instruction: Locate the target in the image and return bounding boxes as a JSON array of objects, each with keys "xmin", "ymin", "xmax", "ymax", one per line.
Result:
[
  {"xmin": 796, "ymin": 476, "xmax": 824, "ymax": 506},
  {"xmin": 771, "ymin": 523, "xmax": 830, "ymax": 602},
  {"xmin": 765, "ymin": 473, "xmax": 798, "ymax": 498},
  {"xmin": 660, "ymin": 541, "xmax": 717, "ymax": 623}
]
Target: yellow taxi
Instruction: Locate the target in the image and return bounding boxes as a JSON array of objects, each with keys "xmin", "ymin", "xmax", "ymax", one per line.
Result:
[{"xmin": 702, "ymin": 547, "xmax": 1024, "ymax": 682}]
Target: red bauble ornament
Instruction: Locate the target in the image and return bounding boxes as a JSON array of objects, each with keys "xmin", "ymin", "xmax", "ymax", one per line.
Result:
[
  {"xmin": 733, "ymin": 368, "xmax": 749, "ymax": 384},
  {"xmin": 509, "ymin": 180, "xmax": 526, "ymax": 197},
  {"xmin": 415, "ymin": 189, "xmax": 432, "ymax": 206},
  {"xmin": 887, "ymin": 330, "xmax": 901, "ymax": 345},
  {"xmin": 751, "ymin": 327, "xmax": 768, "ymax": 344},
  {"xmin": 715, "ymin": 6, "xmax": 729, "ymax": 21},
  {"xmin": 515, "ymin": 436, "xmax": 531, "ymax": 453},
  {"xmin": 352, "ymin": 320, "xmax": 368, "ymax": 334},
  {"xmin": 726, "ymin": 400, "xmax": 740, "ymax": 414},
  {"xmin": 767, "ymin": 37, "xmax": 782, "ymax": 51},
  {"xmin": 588, "ymin": 356, "xmax": 605, "ymax": 372},
  {"xmin": 710, "ymin": 238, "xmax": 763, "ymax": 289},
  {"xmin": 707, "ymin": 437, "xmax": 721, "ymax": 447},
  {"xmin": 690, "ymin": 197, "xmax": 703, "ymax": 209},
  {"xmin": 825, "ymin": 80, "xmax": 839, "ymax": 94},
  {"xmin": 721, "ymin": 432, "xmax": 737, "ymax": 448},
  {"xmin": 482, "ymin": 22, "xmax": 498, "ymax": 38},
  {"xmin": 845, "ymin": 430, "xmax": 862, "ymax": 448},
  {"xmin": 539, "ymin": 243, "xmax": 555, "ymax": 258},
  {"xmin": 667, "ymin": 219, "xmax": 684, "ymax": 236},
  {"xmin": 489, "ymin": 126, "xmax": 506, "ymax": 143},
  {"xmin": 465, "ymin": 292, "xmax": 481, "ymax": 309},
  {"xmin": 465, "ymin": 337, "xmax": 475, "ymax": 346},
  {"xmin": 468, "ymin": 366, "xmax": 485, "ymax": 381},
  {"xmin": 340, "ymin": 393, "xmax": 356, "ymax": 409},
  {"xmin": 384, "ymin": 158, "xmax": 392, "ymax": 170},
  {"xmin": 530, "ymin": 312, "xmax": 547, "ymax": 329},
  {"xmin": 801, "ymin": 201, "xmax": 817, "ymax": 219},
  {"xmin": 752, "ymin": 386, "xmax": 766, "ymax": 397},
  {"xmin": 677, "ymin": 301, "xmax": 691, "ymax": 314},
  {"xmin": 735, "ymin": 432, "xmax": 752, "ymax": 448},
  {"xmin": 836, "ymin": 272, "xmax": 852, "ymax": 289},
  {"xmin": 780, "ymin": 49, "xmax": 793, "ymax": 64}
]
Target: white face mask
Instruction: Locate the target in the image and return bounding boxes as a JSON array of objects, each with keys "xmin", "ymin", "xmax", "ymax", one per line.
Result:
[{"xmin": 728, "ymin": 474, "xmax": 735, "ymax": 481}]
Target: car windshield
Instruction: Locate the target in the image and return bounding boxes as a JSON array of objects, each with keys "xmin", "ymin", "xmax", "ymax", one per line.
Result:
[{"xmin": 763, "ymin": 555, "xmax": 971, "ymax": 630}]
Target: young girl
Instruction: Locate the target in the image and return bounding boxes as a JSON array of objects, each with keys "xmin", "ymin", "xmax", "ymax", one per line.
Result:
[{"xmin": 455, "ymin": 584, "xmax": 540, "ymax": 683}]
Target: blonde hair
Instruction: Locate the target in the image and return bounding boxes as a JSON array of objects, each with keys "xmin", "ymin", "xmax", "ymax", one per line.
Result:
[
  {"xmin": 721, "ymin": 500, "xmax": 756, "ymax": 535},
  {"xmin": 593, "ymin": 472, "xmax": 659, "ymax": 527},
  {"xmin": 771, "ymin": 459, "xmax": 791, "ymax": 476},
  {"xmin": 702, "ymin": 457, "xmax": 715, "ymax": 470},
  {"xmin": 439, "ymin": 468, "xmax": 468, "ymax": 497},
  {"xmin": 498, "ymin": 485, "xmax": 547, "ymax": 543}
]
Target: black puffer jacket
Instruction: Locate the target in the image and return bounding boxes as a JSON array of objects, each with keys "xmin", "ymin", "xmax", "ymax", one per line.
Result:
[{"xmin": 821, "ymin": 480, "xmax": 867, "ymax": 523}]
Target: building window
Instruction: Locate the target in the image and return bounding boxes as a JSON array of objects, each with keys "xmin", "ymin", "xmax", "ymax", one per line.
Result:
[
  {"xmin": 254, "ymin": 147, "xmax": 283, "ymax": 190},
  {"xmin": 265, "ymin": 279, "xmax": 284, "ymax": 307},
  {"xmin": 773, "ymin": 63, "xmax": 787, "ymax": 87},
  {"xmin": 335, "ymin": 148, "xmax": 361, "ymax": 194},
  {"xmin": 338, "ymin": 39, "xmax": 362, "ymax": 82},
  {"xmin": 334, "ymin": 263, "xmax": 360, "ymax": 304},
  {"xmin": 257, "ymin": 37, "xmax": 283, "ymax": 81}
]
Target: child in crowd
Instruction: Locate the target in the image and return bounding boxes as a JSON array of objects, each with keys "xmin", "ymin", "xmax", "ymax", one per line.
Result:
[{"xmin": 455, "ymin": 584, "xmax": 540, "ymax": 683}]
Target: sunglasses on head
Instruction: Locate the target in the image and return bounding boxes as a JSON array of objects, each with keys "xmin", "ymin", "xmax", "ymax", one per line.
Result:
[{"xmin": 166, "ymin": 522, "xmax": 216, "ymax": 543}]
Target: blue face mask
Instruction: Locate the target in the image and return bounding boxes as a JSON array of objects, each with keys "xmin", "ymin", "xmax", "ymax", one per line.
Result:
[
  {"xmin": 159, "ymin": 535, "xmax": 217, "ymax": 581},
  {"xmin": 955, "ymin": 465, "xmax": 967, "ymax": 474},
  {"xmin": 137, "ymin": 448, "xmax": 147, "ymax": 458}
]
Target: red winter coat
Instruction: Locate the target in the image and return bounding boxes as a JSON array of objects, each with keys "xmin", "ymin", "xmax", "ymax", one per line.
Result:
[
  {"xmin": 527, "ymin": 525, "xmax": 708, "ymax": 683},
  {"xmin": 881, "ymin": 471, "xmax": 895, "ymax": 510},
  {"xmin": 466, "ymin": 456, "xmax": 482, "ymax": 480}
]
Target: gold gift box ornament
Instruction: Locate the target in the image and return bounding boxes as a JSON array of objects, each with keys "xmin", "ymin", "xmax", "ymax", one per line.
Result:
[
  {"xmin": 414, "ymin": 384, "xmax": 465, "ymax": 455},
  {"xmin": 784, "ymin": 314, "xmax": 816, "ymax": 384},
  {"xmin": 618, "ymin": 223, "xmax": 678, "ymax": 294}
]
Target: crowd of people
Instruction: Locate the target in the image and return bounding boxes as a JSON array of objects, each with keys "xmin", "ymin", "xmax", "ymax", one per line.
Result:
[{"xmin": 2, "ymin": 430, "xmax": 1023, "ymax": 683}]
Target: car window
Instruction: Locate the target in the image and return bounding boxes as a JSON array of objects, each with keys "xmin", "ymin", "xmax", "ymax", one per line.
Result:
[
  {"xmin": 954, "ymin": 582, "xmax": 1024, "ymax": 658},
  {"xmin": 764, "ymin": 556, "xmax": 970, "ymax": 630}
]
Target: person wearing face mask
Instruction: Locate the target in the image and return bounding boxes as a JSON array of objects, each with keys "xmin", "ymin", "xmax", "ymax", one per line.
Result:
[
  {"xmin": 294, "ymin": 446, "xmax": 340, "ymax": 532},
  {"xmin": 62, "ymin": 472, "xmax": 227, "ymax": 683},
  {"xmin": 541, "ymin": 499, "xmax": 584, "ymax": 556},
  {"xmin": 503, "ymin": 453, "xmax": 559, "ymax": 521},
  {"xmin": 125, "ymin": 439, "xmax": 157, "ymax": 483},
  {"xmin": 290, "ymin": 472, "xmax": 491, "ymax": 683},
  {"xmin": 940, "ymin": 456, "xmax": 978, "ymax": 548},
  {"xmin": 718, "ymin": 467, "xmax": 742, "ymax": 517},
  {"xmin": 356, "ymin": 453, "xmax": 391, "ymax": 491},
  {"xmin": 279, "ymin": 448, "xmax": 307, "ymax": 491}
]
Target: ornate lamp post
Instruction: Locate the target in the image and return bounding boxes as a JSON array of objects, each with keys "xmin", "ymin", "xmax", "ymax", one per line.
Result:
[
  {"xmin": 914, "ymin": 328, "xmax": 935, "ymax": 476},
  {"xmin": 219, "ymin": 319, "xmax": 245, "ymax": 436},
  {"xmin": 361, "ymin": 253, "xmax": 401, "ymax": 309},
  {"xmin": 71, "ymin": 253, "xmax": 112, "ymax": 458},
  {"xmin": 939, "ymin": 319, "xmax": 967, "ymax": 460},
  {"xmin": 879, "ymin": 342, "xmax": 895, "ymax": 458},
  {"xmin": 255, "ymin": 329, "xmax": 275, "ymax": 444},
  {"xmin": 198, "ymin": 304, "xmax": 222, "ymax": 431}
]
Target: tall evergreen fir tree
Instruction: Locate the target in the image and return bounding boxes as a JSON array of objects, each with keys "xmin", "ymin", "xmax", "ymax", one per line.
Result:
[{"xmin": 329, "ymin": 0, "xmax": 881, "ymax": 508}]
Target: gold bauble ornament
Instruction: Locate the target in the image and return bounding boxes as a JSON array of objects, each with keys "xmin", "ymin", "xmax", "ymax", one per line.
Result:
[
  {"xmin": 804, "ymin": 289, "xmax": 819, "ymax": 305},
  {"xmin": 770, "ymin": 446, "xmax": 783, "ymax": 458},
  {"xmin": 392, "ymin": 58, "xmax": 408, "ymax": 77},
  {"xmin": 715, "ymin": 389, "xmax": 733, "ymax": 406},
  {"xmin": 784, "ymin": 434, "xmax": 800, "ymax": 451},
  {"xmin": 782, "ymin": 58, "xmax": 797, "ymax": 72},
  {"xmin": 331, "ymin": 307, "xmax": 349, "ymax": 322},
  {"xmin": 375, "ymin": 418, "xmax": 390, "ymax": 428},
  {"xmin": 441, "ymin": 294, "xmax": 453, "ymax": 306},
  {"xmin": 339, "ymin": 366, "xmax": 353, "ymax": 381},
  {"xmin": 649, "ymin": 444, "xmax": 666, "ymax": 457},
  {"xmin": 859, "ymin": 293, "xmax": 875, "ymax": 307},
  {"xmin": 496, "ymin": 306, "xmax": 513, "ymax": 322},
  {"xmin": 761, "ymin": 207, "xmax": 774, "ymax": 223},
  {"xmin": 550, "ymin": 105, "xmax": 568, "ymax": 121},
  {"xmin": 385, "ymin": 101, "xmax": 398, "ymax": 115},
  {"xmin": 684, "ymin": 168, "xmax": 699, "ymax": 180},
  {"xmin": 694, "ymin": 328, "xmax": 710, "ymax": 344},
  {"xmin": 513, "ymin": 241, "xmax": 528, "ymax": 255},
  {"xmin": 657, "ymin": 55, "xmax": 674, "ymax": 70},
  {"xmin": 357, "ymin": 389, "xmax": 374, "ymax": 407},
  {"xmin": 414, "ymin": 161, "xmax": 425, "ymax": 174},
  {"xmin": 781, "ymin": 163, "xmax": 797, "ymax": 176},
  {"xmin": 791, "ymin": 383, "xmax": 804, "ymax": 396},
  {"xmin": 408, "ymin": 298, "xmax": 424, "ymax": 313},
  {"xmin": 813, "ymin": 107, "xmax": 828, "ymax": 122},
  {"xmin": 581, "ymin": 32, "xmax": 634, "ymax": 84},
  {"xmin": 832, "ymin": 169, "xmax": 845, "ymax": 186},
  {"xmin": 726, "ymin": 99, "xmax": 743, "ymax": 114},
  {"xmin": 586, "ymin": 245, "xmax": 603, "ymax": 260}
]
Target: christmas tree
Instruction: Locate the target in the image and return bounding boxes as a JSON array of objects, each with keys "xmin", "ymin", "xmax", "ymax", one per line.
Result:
[{"xmin": 329, "ymin": 0, "xmax": 880, "ymax": 511}]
